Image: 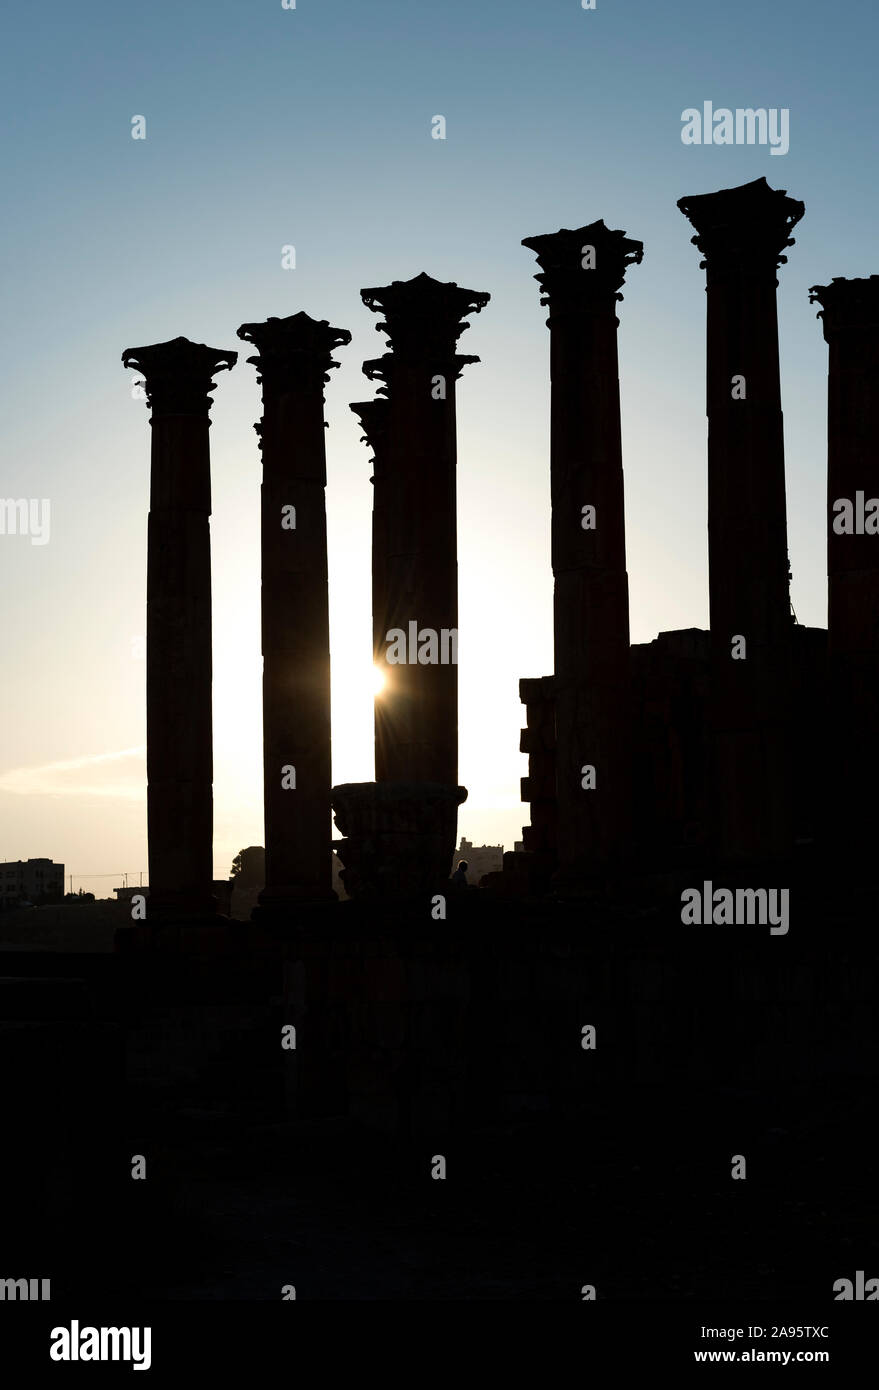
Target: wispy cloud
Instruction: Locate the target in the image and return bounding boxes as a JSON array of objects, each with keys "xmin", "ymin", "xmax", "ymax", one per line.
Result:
[{"xmin": 0, "ymin": 746, "xmax": 146, "ymax": 799}]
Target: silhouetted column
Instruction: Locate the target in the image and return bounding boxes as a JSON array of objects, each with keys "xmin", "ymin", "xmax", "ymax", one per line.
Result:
[
  {"xmin": 237, "ymin": 313, "xmax": 350, "ymax": 909},
  {"xmin": 679, "ymin": 178, "xmax": 803, "ymax": 866},
  {"xmin": 122, "ymin": 337, "xmax": 237, "ymax": 917},
  {"xmin": 809, "ymin": 276, "xmax": 879, "ymax": 868},
  {"xmin": 360, "ymin": 273, "xmax": 490, "ymax": 786},
  {"xmin": 522, "ymin": 222, "xmax": 642, "ymax": 888},
  {"xmin": 519, "ymin": 675, "xmax": 557, "ymax": 892},
  {"xmin": 350, "ymin": 398, "xmax": 392, "ymax": 775}
]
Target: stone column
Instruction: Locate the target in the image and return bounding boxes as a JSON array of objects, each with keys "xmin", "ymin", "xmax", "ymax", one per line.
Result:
[
  {"xmin": 350, "ymin": 397, "xmax": 392, "ymax": 772},
  {"xmin": 237, "ymin": 312, "xmax": 350, "ymax": 910},
  {"xmin": 360, "ymin": 272, "xmax": 489, "ymax": 786},
  {"xmin": 122, "ymin": 336, "xmax": 237, "ymax": 918},
  {"xmin": 809, "ymin": 276, "xmax": 879, "ymax": 868},
  {"xmin": 522, "ymin": 222, "xmax": 642, "ymax": 889},
  {"xmin": 678, "ymin": 178, "xmax": 803, "ymax": 867},
  {"xmin": 332, "ymin": 276, "xmax": 486, "ymax": 900},
  {"xmin": 519, "ymin": 675, "xmax": 557, "ymax": 891}
]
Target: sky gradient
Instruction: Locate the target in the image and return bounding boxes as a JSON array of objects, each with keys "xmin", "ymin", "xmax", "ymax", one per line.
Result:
[{"xmin": 2, "ymin": 0, "xmax": 877, "ymax": 894}]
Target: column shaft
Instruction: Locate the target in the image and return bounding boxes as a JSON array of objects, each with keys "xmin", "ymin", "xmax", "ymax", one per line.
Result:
[
  {"xmin": 679, "ymin": 178, "xmax": 804, "ymax": 866},
  {"xmin": 122, "ymin": 337, "xmax": 237, "ymax": 918},
  {"xmin": 810, "ymin": 276, "xmax": 879, "ymax": 863},
  {"xmin": 350, "ymin": 399, "xmax": 391, "ymax": 770},
  {"xmin": 360, "ymin": 273, "xmax": 489, "ymax": 787},
  {"xmin": 238, "ymin": 313, "xmax": 350, "ymax": 907},
  {"xmin": 523, "ymin": 222, "xmax": 643, "ymax": 885}
]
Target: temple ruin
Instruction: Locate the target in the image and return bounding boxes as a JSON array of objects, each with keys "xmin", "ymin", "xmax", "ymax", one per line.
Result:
[
  {"xmin": 119, "ymin": 177, "xmax": 878, "ymax": 915},
  {"xmin": 11, "ymin": 177, "xmax": 877, "ymax": 1301}
]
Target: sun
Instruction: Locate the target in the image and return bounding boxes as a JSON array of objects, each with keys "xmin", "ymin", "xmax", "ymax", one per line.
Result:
[{"xmin": 371, "ymin": 665, "xmax": 386, "ymax": 696}]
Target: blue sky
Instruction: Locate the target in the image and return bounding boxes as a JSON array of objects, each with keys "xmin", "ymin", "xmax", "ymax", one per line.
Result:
[{"xmin": 1, "ymin": 0, "xmax": 877, "ymax": 891}]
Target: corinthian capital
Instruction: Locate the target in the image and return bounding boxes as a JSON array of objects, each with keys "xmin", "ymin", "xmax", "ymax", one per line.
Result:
[
  {"xmin": 360, "ymin": 272, "xmax": 490, "ymax": 363},
  {"xmin": 522, "ymin": 220, "xmax": 644, "ymax": 317},
  {"xmin": 237, "ymin": 311, "xmax": 351, "ymax": 394},
  {"xmin": 350, "ymin": 399, "xmax": 390, "ymax": 455},
  {"xmin": 678, "ymin": 177, "xmax": 804, "ymax": 277},
  {"xmin": 809, "ymin": 275, "xmax": 879, "ymax": 344},
  {"xmin": 122, "ymin": 336, "xmax": 237, "ymax": 417}
]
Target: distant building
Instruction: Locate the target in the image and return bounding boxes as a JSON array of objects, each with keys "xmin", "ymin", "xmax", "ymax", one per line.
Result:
[
  {"xmin": 0, "ymin": 858, "xmax": 64, "ymax": 909},
  {"xmin": 451, "ymin": 837, "xmax": 503, "ymax": 887}
]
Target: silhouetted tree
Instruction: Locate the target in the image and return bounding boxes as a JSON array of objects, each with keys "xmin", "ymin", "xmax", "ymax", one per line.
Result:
[{"xmin": 230, "ymin": 846, "xmax": 265, "ymax": 891}]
